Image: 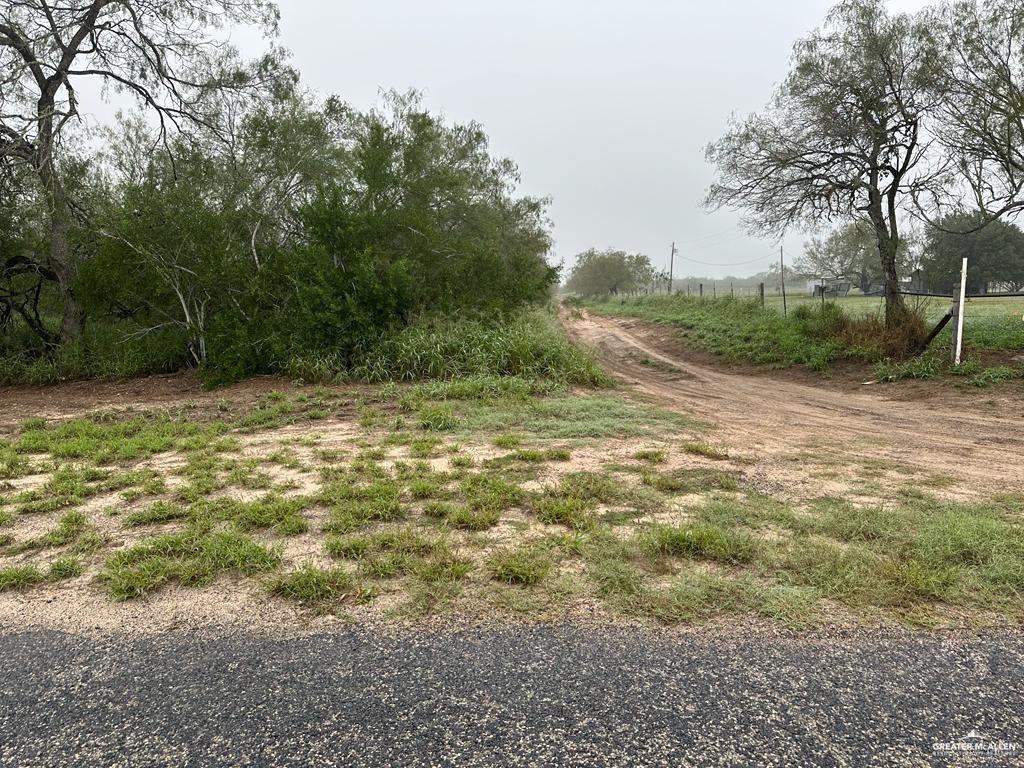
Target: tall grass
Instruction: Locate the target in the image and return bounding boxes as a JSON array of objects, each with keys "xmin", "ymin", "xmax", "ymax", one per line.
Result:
[
  {"xmin": 3, "ymin": 308, "xmax": 608, "ymax": 389},
  {"xmin": 0, "ymin": 322, "xmax": 186, "ymax": 386},
  {"xmin": 347, "ymin": 309, "xmax": 609, "ymax": 385}
]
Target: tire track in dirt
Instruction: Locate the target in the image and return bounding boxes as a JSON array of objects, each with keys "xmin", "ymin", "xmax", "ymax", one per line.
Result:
[{"xmin": 564, "ymin": 310, "xmax": 1024, "ymax": 492}]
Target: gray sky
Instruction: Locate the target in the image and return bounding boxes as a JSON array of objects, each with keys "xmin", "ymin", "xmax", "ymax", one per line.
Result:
[{"xmin": 217, "ymin": 2, "xmax": 928, "ymax": 278}]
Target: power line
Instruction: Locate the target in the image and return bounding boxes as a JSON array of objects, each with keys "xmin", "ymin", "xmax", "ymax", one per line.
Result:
[{"xmin": 673, "ymin": 251, "xmax": 777, "ymax": 268}]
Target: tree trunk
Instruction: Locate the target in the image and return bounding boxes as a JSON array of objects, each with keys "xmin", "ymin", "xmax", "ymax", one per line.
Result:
[
  {"xmin": 867, "ymin": 196, "xmax": 908, "ymax": 328},
  {"xmin": 36, "ymin": 100, "xmax": 85, "ymax": 343},
  {"xmin": 48, "ymin": 196, "xmax": 85, "ymax": 341},
  {"xmin": 46, "ymin": 188, "xmax": 82, "ymax": 342},
  {"xmin": 877, "ymin": 236, "xmax": 907, "ymax": 328}
]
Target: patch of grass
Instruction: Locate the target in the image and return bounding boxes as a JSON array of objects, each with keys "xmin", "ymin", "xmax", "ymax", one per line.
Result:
[
  {"xmin": 488, "ymin": 546, "xmax": 552, "ymax": 586},
  {"xmin": 446, "ymin": 505, "xmax": 501, "ymax": 531},
  {"xmin": 512, "ymin": 448, "xmax": 571, "ymax": 463},
  {"xmin": 100, "ymin": 528, "xmax": 281, "ymax": 600},
  {"xmin": 266, "ymin": 563, "xmax": 365, "ymax": 605},
  {"xmin": 49, "ymin": 556, "xmax": 84, "ymax": 581},
  {"xmin": 461, "ymin": 473, "xmax": 524, "ymax": 512},
  {"xmin": 639, "ymin": 523, "xmax": 756, "ymax": 564},
  {"xmin": 409, "ymin": 438, "xmax": 441, "ymax": 458},
  {"xmin": 589, "ymin": 558, "xmax": 644, "ymax": 598},
  {"xmin": 682, "ymin": 442, "xmax": 730, "ymax": 461},
  {"xmin": 449, "ymin": 454, "xmax": 474, "ymax": 469},
  {"xmin": 640, "ymin": 575, "xmax": 760, "ymax": 624},
  {"xmin": 633, "ymin": 449, "xmax": 667, "ymax": 464},
  {"xmin": 125, "ymin": 501, "xmax": 190, "ymax": 528},
  {"xmin": 408, "ymin": 478, "xmax": 444, "ymax": 500},
  {"xmin": 11, "ymin": 467, "xmax": 108, "ymax": 515},
  {"xmin": 351, "ymin": 309, "xmax": 610, "ymax": 386},
  {"xmin": 531, "ymin": 495, "xmax": 597, "ymax": 530},
  {"xmin": 494, "ymin": 434, "xmax": 523, "ymax": 449},
  {"xmin": 0, "ymin": 564, "xmax": 46, "ymax": 591},
  {"xmin": 327, "ymin": 530, "xmax": 443, "ymax": 560},
  {"xmin": 14, "ymin": 412, "xmax": 230, "ymax": 464},
  {"xmin": 417, "ymin": 405, "xmax": 458, "ymax": 432},
  {"xmin": 322, "ymin": 479, "xmax": 405, "ymax": 532},
  {"xmin": 640, "ymin": 468, "xmax": 739, "ymax": 494},
  {"xmin": 207, "ymin": 497, "xmax": 310, "ymax": 536},
  {"xmin": 798, "ymin": 497, "xmax": 903, "ymax": 543},
  {"xmin": 412, "ymin": 554, "xmax": 472, "ymax": 584},
  {"xmin": 12, "ymin": 510, "xmax": 88, "ymax": 553},
  {"xmin": 0, "ymin": 443, "xmax": 32, "ymax": 479},
  {"xmin": 452, "ymin": 395, "xmax": 702, "ymax": 440}
]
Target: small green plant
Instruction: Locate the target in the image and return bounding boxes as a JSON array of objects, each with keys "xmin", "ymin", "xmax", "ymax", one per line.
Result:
[
  {"xmin": 633, "ymin": 449, "xmax": 667, "ymax": 464},
  {"xmin": 0, "ymin": 564, "xmax": 45, "ymax": 592},
  {"xmin": 682, "ymin": 442, "xmax": 729, "ymax": 461},
  {"xmin": 418, "ymin": 405, "xmax": 458, "ymax": 432},
  {"xmin": 266, "ymin": 563, "xmax": 365, "ymax": 605},
  {"xmin": 446, "ymin": 505, "xmax": 501, "ymax": 531},
  {"xmin": 532, "ymin": 495, "xmax": 596, "ymax": 530},
  {"xmin": 488, "ymin": 546, "xmax": 551, "ymax": 586},
  {"xmin": 49, "ymin": 556, "xmax": 84, "ymax": 581},
  {"xmin": 639, "ymin": 523, "xmax": 756, "ymax": 564},
  {"xmin": 494, "ymin": 434, "xmax": 522, "ymax": 449},
  {"xmin": 641, "ymin": 468, "xmax": 739, "ymax": 494}
]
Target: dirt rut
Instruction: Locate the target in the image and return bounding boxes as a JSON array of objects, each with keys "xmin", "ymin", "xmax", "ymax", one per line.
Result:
[{"xmin": 565, "ymin": 310, "xmax": 1023, "ymax": 492}]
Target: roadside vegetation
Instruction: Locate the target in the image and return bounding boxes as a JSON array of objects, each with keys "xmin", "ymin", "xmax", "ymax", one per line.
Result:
[
  {"xmin": 2, "ymin": 380, "xmax": 1022, "ymax": 630},
  {"xmin": 582, "ymin": 294, "xmax": 1024, "ymax": 386}
]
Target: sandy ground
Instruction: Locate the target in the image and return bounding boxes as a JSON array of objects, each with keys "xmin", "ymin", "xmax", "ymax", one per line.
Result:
[
  {"xmin": 1, "ymin": 317, "xmax": 1022, "ymax": 634},
  {"xmin": 564, "ymin": 310, "xmax": 1024, "ymax": 494}
]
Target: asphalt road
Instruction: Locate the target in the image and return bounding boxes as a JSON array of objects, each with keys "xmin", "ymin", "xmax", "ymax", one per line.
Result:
[{"xmin": 1, "ymin": 627, "xmax": 1022, "ymax": 767}]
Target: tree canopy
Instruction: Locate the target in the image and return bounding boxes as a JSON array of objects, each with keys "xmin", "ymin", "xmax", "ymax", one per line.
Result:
[
  {"xmin": 705, "ymin": 0, "xmax": 943, "ymax": 328},
  {"xmin": 920, "ymin": 212, "xmax": 1024, "ymax": 293},
  {"xmin": 563, "ymin": 249, "xmax": 662, "ymax": 298}
]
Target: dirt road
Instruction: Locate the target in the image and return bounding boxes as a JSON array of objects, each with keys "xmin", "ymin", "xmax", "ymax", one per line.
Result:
[{"xmin": 564, "ymin": 310, "xmax": 1023, "ymax": 493}]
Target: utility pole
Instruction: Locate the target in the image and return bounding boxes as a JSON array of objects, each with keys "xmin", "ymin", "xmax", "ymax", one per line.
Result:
[
  {"xmin": 668, "ymin": 242, "xmax": 676, "ymax": 294},
  {"xmin": 780, "ymin": 245, "xmax": 788, "ymax": 316}
]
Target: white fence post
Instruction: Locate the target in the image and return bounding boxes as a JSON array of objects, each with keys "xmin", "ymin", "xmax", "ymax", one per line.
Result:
[{"xmin": 954, "ymin": 257, "xmax": 968, "ymax": 366}]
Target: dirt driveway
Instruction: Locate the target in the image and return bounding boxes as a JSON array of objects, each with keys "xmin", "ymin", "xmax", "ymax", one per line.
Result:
[{"xmin": 564, "ymin": 310, "xmax": 1023, "ymax": 494}]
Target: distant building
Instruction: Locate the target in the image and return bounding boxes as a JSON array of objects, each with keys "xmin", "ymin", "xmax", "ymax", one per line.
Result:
[{"xmin": 806, "ymin": 278, "xmax": 851, "ymax": 297}]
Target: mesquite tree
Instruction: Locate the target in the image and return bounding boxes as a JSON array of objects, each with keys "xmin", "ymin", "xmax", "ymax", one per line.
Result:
[
  {"xmin": 0, "ymin": 0, "xmax": 278, "ymax": 342},
  {"xmin": 705, "ymin": 0, "xmax": 945, "ymax": 328},
  {"xmin": 935, "ymin": 0, "xmax": 1024, "ymax": 222}
]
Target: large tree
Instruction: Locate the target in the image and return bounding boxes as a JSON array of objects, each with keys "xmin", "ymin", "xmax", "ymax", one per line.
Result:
[
  {"xmin": 0, "ymin": 0, "xmax": 279, "ymax": 341},
  {"xmin": 933, "ymin": 0, "xmax": 1024, "ymax": 222},
  {"xmin": 921, "ymin": 212, "xmax": 1024, "ymax": 293},
  {"xmin": 705, "ymin": 0, "xmax": 944, "ymax": 328}
]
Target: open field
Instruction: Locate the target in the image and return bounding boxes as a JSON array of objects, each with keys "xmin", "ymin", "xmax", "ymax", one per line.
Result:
[
  {"xmin": 761, "ymin": 293, "xmax": 1024, "ymax": 323},
  {"xmin": 584, "ymin": 293, "xmax": 1024, "ymax": 383},
  {"xmin": 2, "ymin": 312, "xmax": 1022, "ymax": 634}
]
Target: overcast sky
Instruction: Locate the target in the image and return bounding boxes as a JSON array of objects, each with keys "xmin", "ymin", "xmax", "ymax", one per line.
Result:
[{"xmin": 259, "ymin": 1, "xmax": 924, "ymax": 278}]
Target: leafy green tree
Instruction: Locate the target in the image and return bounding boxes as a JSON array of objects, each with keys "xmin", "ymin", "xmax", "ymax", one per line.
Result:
[
  {"xmin": 81, "ymin": 89, "xmax": 556, "ymax": 378},
  {"xmin": 921, "ymin": 213, "xmax": 1024, "ymax": 293}
]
